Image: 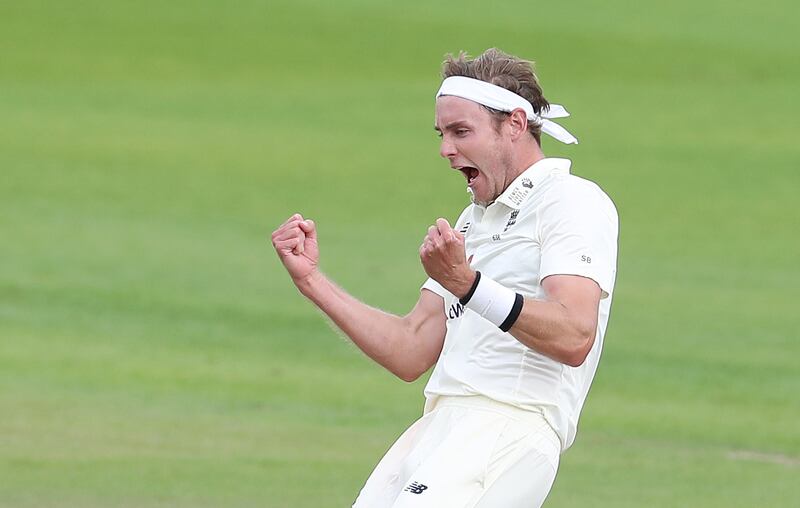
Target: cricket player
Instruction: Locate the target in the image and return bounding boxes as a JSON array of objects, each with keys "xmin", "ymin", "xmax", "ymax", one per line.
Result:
[{"xmin": 271, "ymin": 48, "xmax": 618, "ymax": 507}]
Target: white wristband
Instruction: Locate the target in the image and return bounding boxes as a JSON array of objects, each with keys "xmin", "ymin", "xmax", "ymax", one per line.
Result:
[{"xmin": 460, "ymin": 272, "xmax": 524, "ymax": 332}]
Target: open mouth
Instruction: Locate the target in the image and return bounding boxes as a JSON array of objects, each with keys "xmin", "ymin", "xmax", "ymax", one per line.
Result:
[{"xmin": 457, "ymin": 166, "xmax": 480, "ymax": 185}]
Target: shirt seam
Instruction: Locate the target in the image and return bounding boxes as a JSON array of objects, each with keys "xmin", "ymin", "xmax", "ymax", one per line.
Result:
[{"xmin": 512, "ymin": 347, "xmax": 530, "ymax": 401}]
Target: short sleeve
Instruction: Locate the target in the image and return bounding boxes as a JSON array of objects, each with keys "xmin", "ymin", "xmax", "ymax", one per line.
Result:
[
  {"xmin": 538, "ymin": 178, "xmax": 619, "ymax": 298},
  {"xmin": 421, "ymin": 277, "xmax": 448, "ymax": 298}
]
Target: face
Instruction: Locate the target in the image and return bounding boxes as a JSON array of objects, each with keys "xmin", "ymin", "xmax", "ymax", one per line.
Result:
[{"xmin": 435, "ymin": 96, "xmax": 514, "ymax": 206}]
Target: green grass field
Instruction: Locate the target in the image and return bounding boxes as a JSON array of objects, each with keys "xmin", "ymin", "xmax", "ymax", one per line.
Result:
[{"xmin": 1, "ymin": 0, "xmax": 798, "ymax": 506}]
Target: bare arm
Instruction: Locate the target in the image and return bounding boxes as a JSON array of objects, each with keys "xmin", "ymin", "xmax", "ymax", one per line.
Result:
[
  {"xmin": 420, "ymin": 218, "xmax": 600, "ymax": 367},
  {"xmin": 272, "ymin": 214, "xmax": 447, "ymax": 381},
  {"xmin": 299, "ymin": 277, "xmax": 446, "ymax": 381},
  {"xmin": 507, "ymin": 275, "xmax": 601, "ymax": 367}
]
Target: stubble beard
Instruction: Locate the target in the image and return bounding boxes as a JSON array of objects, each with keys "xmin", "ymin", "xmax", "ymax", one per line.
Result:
[
  {"xmin": 470, "ymin": 194, "xmax": 491, "ymax": 207},
  {"xmin": 469, "ymin": 149, "xmax": 514, "ymax": 207}
]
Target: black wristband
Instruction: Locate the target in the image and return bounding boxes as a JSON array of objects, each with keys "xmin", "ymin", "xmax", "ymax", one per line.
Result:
[
  {"xmin": 498, "ymin": 293, "xmax": 524, "ymax": 332},
  {"xmin": 459, "ymin": 271, "xmax": 482, "ymax": 305}
]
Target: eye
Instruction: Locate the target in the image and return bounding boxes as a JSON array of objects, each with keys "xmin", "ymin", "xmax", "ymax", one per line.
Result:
[{"xmin": 455, "ymin": 128, "xmax": 469, "ymax": 137}]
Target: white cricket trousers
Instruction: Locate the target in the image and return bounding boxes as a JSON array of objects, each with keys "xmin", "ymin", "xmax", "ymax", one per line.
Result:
[{"xmin": 352, "ymin": 395, "xmax": 561, "ymax": 508}]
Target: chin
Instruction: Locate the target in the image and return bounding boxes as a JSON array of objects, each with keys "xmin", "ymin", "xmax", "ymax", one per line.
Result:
[
  {"xmin": 467, "ymin": 186, "xmax": 493, "ymax": 207},
  {"xmin": 471, "ymin": 195, "xmax": 492, "ymax": 207}
]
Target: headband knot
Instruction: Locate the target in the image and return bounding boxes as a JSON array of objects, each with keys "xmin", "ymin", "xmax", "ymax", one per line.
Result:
[{"xmin": 436, "ymin": 76, "xmax": 578, "ymax": 145}]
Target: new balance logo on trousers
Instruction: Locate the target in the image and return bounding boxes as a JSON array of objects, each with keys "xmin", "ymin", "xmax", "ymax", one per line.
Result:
[{"xmin": 404, "ymin": 482, "xmax": 428, "ymax": 495}]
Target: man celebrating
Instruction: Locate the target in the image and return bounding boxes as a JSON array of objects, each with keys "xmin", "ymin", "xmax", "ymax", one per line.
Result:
[{"xmin": 272, "ymin": 48, "xmax": 618, "ymax": 507}]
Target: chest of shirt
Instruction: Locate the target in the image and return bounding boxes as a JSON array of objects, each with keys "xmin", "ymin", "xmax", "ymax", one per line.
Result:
[{"xmin": 460, "ymin": 205, "xmax": 545, "ymax": 299}]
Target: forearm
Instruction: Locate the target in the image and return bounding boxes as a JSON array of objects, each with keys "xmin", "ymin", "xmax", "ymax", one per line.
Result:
[
  {"xmin": 508, "ymin": 299, "xmax": 597, "ymax": 367},
  {"xmin": 294, "ymin": 271, "xmax": 431, "ymax": 380},
  {"xmin": 453, "ymin": 271, "xmax": 600, "ymax": 368}
]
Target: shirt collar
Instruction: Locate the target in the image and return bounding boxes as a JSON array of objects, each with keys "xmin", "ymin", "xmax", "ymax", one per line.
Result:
[{"xmin": 494, "ymin": 158, "xmax": 572, "ymax": 209}]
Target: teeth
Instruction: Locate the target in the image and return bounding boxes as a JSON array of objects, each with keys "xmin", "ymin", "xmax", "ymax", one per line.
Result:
[{"xmin": 456, "ymin": 166, "xmax": 479, "ymax": 184}]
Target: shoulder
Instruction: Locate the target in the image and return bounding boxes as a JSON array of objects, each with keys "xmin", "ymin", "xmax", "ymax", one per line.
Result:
[{"xmin": 542, "ymin": 173, "xmax": 618, "ymax": 222}]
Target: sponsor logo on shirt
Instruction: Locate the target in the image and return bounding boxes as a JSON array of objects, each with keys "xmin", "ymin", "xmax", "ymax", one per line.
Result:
[{"xmin": 448, "ymin": 302, "xmax": 465, "ymax": 319}]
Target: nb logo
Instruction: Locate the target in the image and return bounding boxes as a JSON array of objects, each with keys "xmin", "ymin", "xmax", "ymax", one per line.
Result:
[{"xmin": 404, "ymin": 482, "xmax": 428, "ymax": 495}]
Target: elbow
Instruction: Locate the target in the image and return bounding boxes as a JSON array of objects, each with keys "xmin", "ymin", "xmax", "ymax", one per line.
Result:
[
  {"xmin": 395, "ymin": 366, "xmax": 426, "ymax": 383},
  {"xmin": 376, "ymin": 359, "xmax": 423, "ymax": 383},
  {"xmin": 563, "ymin": 349, "xmax": 589, "ymax": 368},
  {"xmin": 398, "ymin": 371, "xmax": 422, "ymax": 383},
  {"xmin": 390, "ymin": 361, "xmax": 431, "ymax": 383},
  {"xmin": 562, "ymin": 332, "xmax": 596, "ymax": 368}
]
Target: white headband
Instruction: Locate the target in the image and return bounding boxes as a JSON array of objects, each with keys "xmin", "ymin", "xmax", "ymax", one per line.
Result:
[{"xmin": 436, "ymin": 76, "xmax": 578, "ymax": 145}]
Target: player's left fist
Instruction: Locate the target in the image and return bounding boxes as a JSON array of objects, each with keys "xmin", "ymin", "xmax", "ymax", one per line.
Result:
[{"xmin": 419, "ymin": 218, "xmax": 475, "ymax": 298}]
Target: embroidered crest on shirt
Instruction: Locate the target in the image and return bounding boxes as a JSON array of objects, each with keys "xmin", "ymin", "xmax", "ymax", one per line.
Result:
[
  {"xmin": 521, "ymin": 178, "xmax": 533, "ymax": 189},
  {"xmin": 503, "ymin": 209, "xmax": 520, "ymax": 232}
]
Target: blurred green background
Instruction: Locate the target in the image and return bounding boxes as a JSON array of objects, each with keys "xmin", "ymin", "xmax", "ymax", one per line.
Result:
[{"xmin": 1, "ymin": 0, "xmax": 798, "ymax": 506}]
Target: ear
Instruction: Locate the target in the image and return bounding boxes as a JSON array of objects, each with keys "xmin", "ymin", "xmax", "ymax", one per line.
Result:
[{"xmin": 507, "ymin": 108, "xmax": 529, "ymax": 141}]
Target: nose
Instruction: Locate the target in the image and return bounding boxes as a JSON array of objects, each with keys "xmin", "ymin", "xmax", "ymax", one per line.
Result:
[{"xmin": 439, "ymin": 137, "xmax": 457, "ymax": 159}]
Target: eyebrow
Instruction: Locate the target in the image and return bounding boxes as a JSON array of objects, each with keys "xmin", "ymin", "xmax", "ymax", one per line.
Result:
[{"xmin": 433, "ymin": 120, "xmax": 470, "ymax": 133}]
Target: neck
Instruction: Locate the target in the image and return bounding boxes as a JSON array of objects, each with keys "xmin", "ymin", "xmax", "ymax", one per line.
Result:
[
  {"xmin": 510, "ymin": 141, "xmax": 546, "ymax": 180},
  {"xmin": 479, "ymin": 139, "xmax": 546, "ymax": 209}
]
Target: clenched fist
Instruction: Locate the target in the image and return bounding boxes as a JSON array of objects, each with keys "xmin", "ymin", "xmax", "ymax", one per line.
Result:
[
  {"xmin": 272, "ymin": 213, "xmax": 319, "ymax": 284},
  {"xmin": 419, "ymin": 218, "xmax": 476, "ymax": 298}
]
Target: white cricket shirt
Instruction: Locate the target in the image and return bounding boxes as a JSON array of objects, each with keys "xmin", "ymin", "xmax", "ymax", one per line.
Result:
[{"xmin": 422, "ymin": 157, "xmax": 619, "ymax": 450}]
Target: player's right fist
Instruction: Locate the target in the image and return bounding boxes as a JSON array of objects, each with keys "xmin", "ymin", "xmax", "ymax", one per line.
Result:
[
  {"xmin": 419, "ymin": 218, "xmax": 474, "ymax": 298},
  {"xmin": 271, "ymin": 213, "xmax": 320, "ymax": 284}
]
